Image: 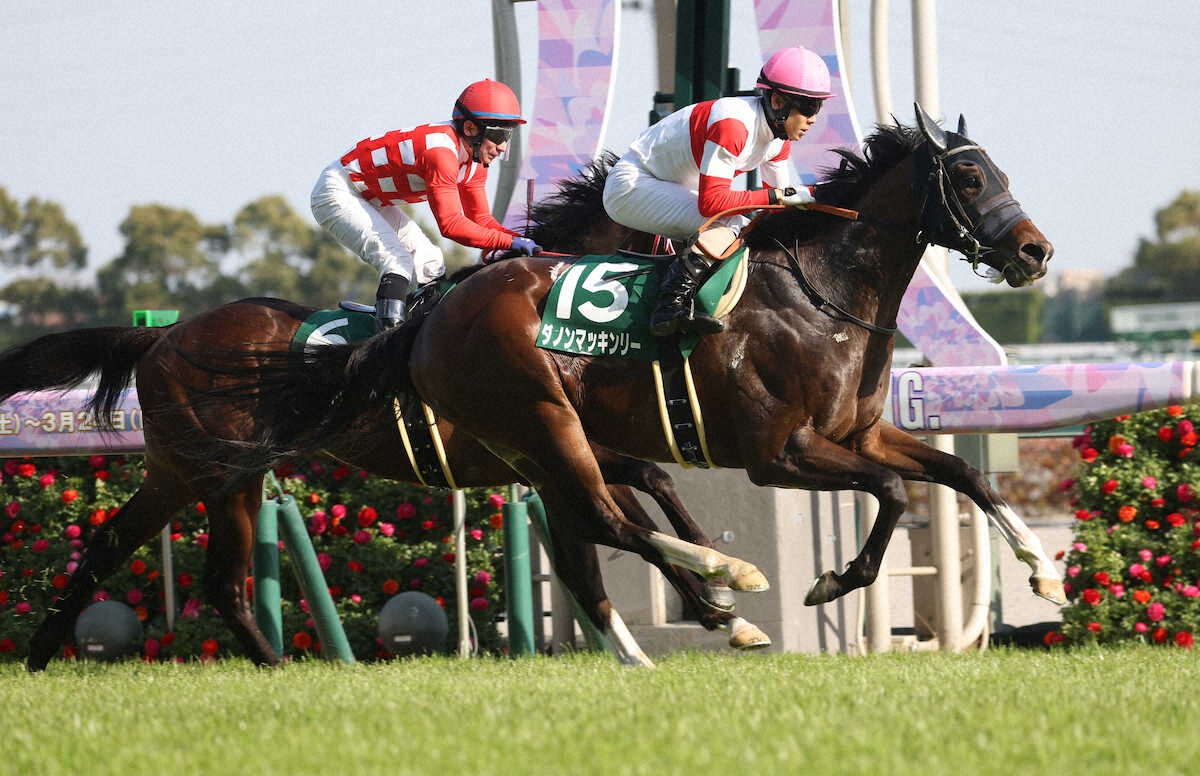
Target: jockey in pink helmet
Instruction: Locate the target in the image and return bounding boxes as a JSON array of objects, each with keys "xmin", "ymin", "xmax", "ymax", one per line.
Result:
[
  {"xmin": 603, "ymin": 46, "xmax": 833, "ymax": 336},
  {"xmin": 311, "ymin": 78, "xmax": 540, "ymax": 329}
]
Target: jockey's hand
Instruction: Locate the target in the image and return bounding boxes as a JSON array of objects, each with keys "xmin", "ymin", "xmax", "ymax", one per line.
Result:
[
  {"xmin": 774, "ymin": 186, "xmax": 815, "ymax": 209},
  {"xmin": 510, "ymin": 236, "xmax": 541, "ymax": 256}
]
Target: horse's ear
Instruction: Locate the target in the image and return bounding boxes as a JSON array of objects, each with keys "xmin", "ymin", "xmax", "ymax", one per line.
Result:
[
  {"xmin": 914, "ymin": 102, "xmax": 948, "ymax": 153},
  {"xmin": 956, "ymin": 114, "xmax": 969, "ymax": 137}
]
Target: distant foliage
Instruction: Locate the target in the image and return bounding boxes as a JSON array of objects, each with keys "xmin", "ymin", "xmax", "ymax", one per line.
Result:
[
  {"xmin": 0, "ymin": 455, "xmax": 510, "ymax": 663},
  {"xmin": 1051, "ymin": 406, "xmax": 1200, "ymax": 648}
]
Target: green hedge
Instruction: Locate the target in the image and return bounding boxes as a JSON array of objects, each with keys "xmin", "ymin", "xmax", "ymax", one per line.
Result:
[
  {"xmin": 1054, "ymin": 405, "xmax": 1200, "ymax": 648},
  {"xmin": 0, "ymin": 455, "xmax": 510, "ymax": 662}
]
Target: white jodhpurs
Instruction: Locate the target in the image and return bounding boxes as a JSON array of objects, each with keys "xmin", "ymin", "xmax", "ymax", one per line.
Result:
[
  {"xmin": 310, "ymin": 162, "xmax": 446, "ymax": 285},
  {"xmin": 602, "ymin": 157, "xmax": 748, "ymax": 242}
]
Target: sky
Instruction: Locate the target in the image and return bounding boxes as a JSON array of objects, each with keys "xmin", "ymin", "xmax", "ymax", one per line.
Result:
[{"xmin": 2, "ymin": 1, "xmax": 1200, "ymax": 294}]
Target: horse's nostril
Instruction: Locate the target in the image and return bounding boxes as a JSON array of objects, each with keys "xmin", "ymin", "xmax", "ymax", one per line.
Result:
[{"xmin": 1021, "ymin": 242, "xmax": 1048, "ymax": 263}]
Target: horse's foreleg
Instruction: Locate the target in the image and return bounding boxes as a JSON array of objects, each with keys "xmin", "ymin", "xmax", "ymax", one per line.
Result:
[
  {"xmin": 865, "ymin": 422, "xmax": 1065, "ymax": 604},
  {"xmin": 744, "ymin": 428, "xmax": 908, "ymax": 606},
  {"xmin": 27, "ymin": 474, "xmax": 188, "ymax": 671},
  {"xmin": 201, "ymin": 480, "xmax": 282, "ymax": 666}
]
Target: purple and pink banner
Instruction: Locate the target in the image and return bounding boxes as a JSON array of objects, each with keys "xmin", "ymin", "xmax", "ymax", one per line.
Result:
[
  {"xmin": 0, "ymin": 390, "xmax": 144, "ymax": 455},
  {"xmin": 502, "ymin": 0, "xmax": 619, "ymax": 230},
  {"xmin": 2, "ymin": 362, "xmax": 1193, "ymax": 454}
]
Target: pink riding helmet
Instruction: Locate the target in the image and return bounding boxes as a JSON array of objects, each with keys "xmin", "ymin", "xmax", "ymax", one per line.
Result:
[{"xmin": 756, "ymin": 46, "xmax": 833, "ymax": 100}]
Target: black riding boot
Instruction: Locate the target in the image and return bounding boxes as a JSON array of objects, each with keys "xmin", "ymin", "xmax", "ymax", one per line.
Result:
[
  {"xmin": 374, "ymin": 272, "xmax": 409, "ymax": 331},
  {"xmin": 649, "ymin": 252, "xmax": 725, "ymax": 337}
]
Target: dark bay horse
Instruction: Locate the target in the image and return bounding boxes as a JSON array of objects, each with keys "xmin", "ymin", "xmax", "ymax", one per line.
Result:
[
  {"xmin": 398, "ymin": 108, "xmax": 1065, "ymax": 625},
  {"xmin": 0, "ymin": 301, "xmax": 769, "ymax": 671}
]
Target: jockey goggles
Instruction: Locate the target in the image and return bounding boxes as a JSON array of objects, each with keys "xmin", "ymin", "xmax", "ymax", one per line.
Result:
[
  {"xmin": 482, "ymin": 124, "xmax": 515, "ymax": 145},
  {"xmin": 787, "ymin": 95, "xmax": 824, "ymax": 119}
]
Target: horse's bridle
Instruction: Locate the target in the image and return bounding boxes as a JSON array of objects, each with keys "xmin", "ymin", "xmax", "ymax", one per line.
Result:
[{"xmin": 913, "ymin": 133, "xmax": 1031, "ymax": 280}]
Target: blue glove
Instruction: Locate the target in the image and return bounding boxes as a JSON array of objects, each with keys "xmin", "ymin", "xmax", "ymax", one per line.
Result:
[{"xmin": 511, "ymin": 236, "xmax": 541, "ymax": 256}]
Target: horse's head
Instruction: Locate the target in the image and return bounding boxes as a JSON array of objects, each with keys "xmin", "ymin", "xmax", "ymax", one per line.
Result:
[{"xmin": 914, "ymin": 104, "xmax": 1052, "ymax": 287}]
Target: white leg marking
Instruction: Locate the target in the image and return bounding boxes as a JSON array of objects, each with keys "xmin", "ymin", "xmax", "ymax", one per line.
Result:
[
  {"xmin": 642, "ymin": 532, "xmax": 769, "ymax": 591},
  {"xmin": 605, "ymin": 609, "xmax": 655, "ymax": 668}
]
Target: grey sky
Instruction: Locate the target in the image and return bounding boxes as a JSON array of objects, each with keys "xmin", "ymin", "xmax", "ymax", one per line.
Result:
[{"xmin": 2, "ymin": 1, "xmax": 1198, "ymax": 294}]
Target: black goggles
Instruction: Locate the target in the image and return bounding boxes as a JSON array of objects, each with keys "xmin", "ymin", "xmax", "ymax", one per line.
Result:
[
  {"xmin": 482, "ymin": 124, "xmax": 515, "ymax": 145},
  {"xmin": 787, "ymin": 95, "xmax": 824, "ymax": 119}
]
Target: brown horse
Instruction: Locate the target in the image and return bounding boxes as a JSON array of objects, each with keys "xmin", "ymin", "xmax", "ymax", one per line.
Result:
[
  {"xmin": 394, "ymin": 108, "xmax": 1065, "ymax": 633},
  {"xmin": 0, "ymin": 300, "xmax": 770, "ymax": 671}
]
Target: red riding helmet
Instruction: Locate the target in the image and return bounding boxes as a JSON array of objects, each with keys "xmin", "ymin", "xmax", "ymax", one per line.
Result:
[{"xmin": 452, "ymin": 79, "xmax": 526, "ymax": 125}]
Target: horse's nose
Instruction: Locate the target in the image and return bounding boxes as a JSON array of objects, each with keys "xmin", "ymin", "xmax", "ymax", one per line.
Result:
[{"xmin": 1020, "ymin": 239, "xmax": 1052, "ymax": 279}]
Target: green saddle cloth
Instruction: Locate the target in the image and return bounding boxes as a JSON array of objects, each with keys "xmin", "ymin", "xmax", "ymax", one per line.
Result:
[
  {"xmin": 290, "ymin": 309, "xmax": 377, "ymax": 355},
  {"xmin": 536, "ymin": 248, "xmax": 746, "ymax": 361}
]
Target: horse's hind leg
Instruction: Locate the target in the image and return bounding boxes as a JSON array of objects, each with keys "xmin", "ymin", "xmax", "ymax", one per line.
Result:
[
  {"xmin": 865, "ymin": 422, "xmax": 1065, "ymax": 604},
  {"xmin": 200, "ymin": 478, "xmax": 281, "ymax": 666},
  {"xmin": 606, "ymin": 484, "xmax": 770, "ymax": 650},
  {"xmin": 27, "ymin": 471, "xmax": 189, "ymax": 671}
]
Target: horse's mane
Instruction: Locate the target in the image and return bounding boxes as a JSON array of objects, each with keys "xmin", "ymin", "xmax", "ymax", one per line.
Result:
[
  {"xmin": 743, "ymin": 122, "xmax": 923, "ymax": 251},
  {"xmin": 526, "ymin": 123, "xmax": 923, "ymax": 253},
  {"xmin": 526, "ymin": 151, "xmax": 620, "ymax": 252}
]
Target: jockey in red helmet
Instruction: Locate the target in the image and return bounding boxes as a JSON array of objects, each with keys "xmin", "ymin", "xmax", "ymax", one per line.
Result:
[
  {"xmin": 602, "ymin": 46, "xmax": 833, "ymax": 337},
  {"xmin": 311, "ymin": 78, "xmax": 540, "ymax": 329}
]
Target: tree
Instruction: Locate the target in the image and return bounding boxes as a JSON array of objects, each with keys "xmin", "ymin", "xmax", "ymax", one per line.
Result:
[
  {"xmin": 96, "ymin": 204, "xmax": 227, "ymax": 319},
  {"xmin": 0, "ymin": 185, "xmax": 87, "ymax": 272},
  {"xmin": 961, "ymin": 288, "xmax": 1044, "ymax": 344},
  {"xmin": 1106, "ymin": 190, "xmax": 1200, "ymax": 305}
]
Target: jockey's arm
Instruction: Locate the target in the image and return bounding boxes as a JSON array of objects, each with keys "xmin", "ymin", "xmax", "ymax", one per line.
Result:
[{"xmin": 423, "ymin": 156, "xmax": 517, "ymax": 251}]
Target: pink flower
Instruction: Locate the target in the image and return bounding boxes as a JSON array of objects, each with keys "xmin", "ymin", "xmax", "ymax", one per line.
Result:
[
  {"xmin": 396, "ymin": 502, "xmax": 417, "ymax": 520},
  {"xmin": 1116, "ymin": 443, "xmax": 1134, "ymax": 458},
  {"xmin": 331, "ymin": 504, "xmax": 347, "ymax": 520},
  {"xmin": 1059, "ymin": 478, "xmax": 1075, "ymax": 492},
  {"xmin": 470, "ymin": 528, "xmax": 483, "ymax": 541},
  {"xmin": 66, "ymin": 561, "xmax": 78, "ymax": 574},
  {"xmin": 181, "ymin": 598, "xmax": 202, "ymax": 618},
  {"xmin": 1067, "ymin": 565, "xmax": 1080, "ymax": 578},
  {"xmin": 144, "ymin": 638, "xmax": 160, "ymax": 658},
  {"xmin": 1110, "ymin": 583, "xmax": 1125, "ymax": 598},
  {"xmin": 31, "ymin": 538, "xmax": 49, "ymax": 553},
  {"xmin": 126, "ymin": 589, "xmax": 144, "ymax": 605},
  {"xmin": 488, "ymin": 493, "xmax": 506, "ymax": 509},
  {"xmin": 378, "ymin": 522, "xmax": 395, "ymax": 537},
  {"xmin": 38, "ymin": 472, "xmax": 55, "ymax": 488},
  {"xmin": 1130, "ymin": 563, "xmax": 1146, "ymax": 577},
  {"xmin": 309, "ymin": 511, "xmax": 328, "ymax": 535},
  {"xmin": 469, "ymin": 596, "xmax": 489, "ymax": 612},
  {"xmin": 88, "ymin": 454, "xmax": 108, "ymax": 468},
  {"xmin": 474, "ymin": 570, "xmax": 492, "ymax": 585},
  {"xmin": 317, "ymin": 553, "xmax": 332, "ymax": 572},
  {"xmin": 65, "ymin": 524, "xmax": 81, "ymax": 539},
  {"xmin": 4, "ymin": 502, "xmax": 19, "ymax": 518},
  {"xmin": 1073, "ymin": 542, "xmax": 1087, "ymax": 553},
  {"xmin": 1139, "ymin": 549, "xmax": 1154, "ymax": 562},
  {"xmin": 1142, "ymin": 476, "xmax": 1158, "ymax": 489},
  {"xmin": 409, "ymin": 578, "xmax": 421, "ymax": 589},
  {"xmin": 1182, "ymin": 586, "xmax": 1200, "ymax": 598},
  {"xmin": 1156, "ymin": 555, "xmax": 1172, "ymax": 567},
  {"xmin": 1148, "ymin": 602, "xmax": 1166, "ymax": 622},
  {"xmin": 1134, "ymin": 622, "xmax": 1149, "ymax": 633},
  {"xmin": 413, "ymin": 557, "xmax": 429, "ymax": 568},
  {"xmin": 353, "ymin": 530, "xmax": 371, "ymax": 545},
  {"xmin": 1179, "ymin": 484, "xmax": 1196, "ymax": 503},
  {"xmin": 349, "ymin": 594, "xmax": 363, "ymax": 604},
  {"xmin": 14, "ymin": 601, "xmax": 32, "ymax": 615}
]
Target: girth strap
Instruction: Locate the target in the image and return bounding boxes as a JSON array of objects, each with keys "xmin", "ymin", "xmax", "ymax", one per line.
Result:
[
  {"xmin": 392, "ymin": 396, "xmax": 458, "ymax": 490},
  {"xmin": 651, "ymin": 338, "xmax": 719, "ymax": 470}
]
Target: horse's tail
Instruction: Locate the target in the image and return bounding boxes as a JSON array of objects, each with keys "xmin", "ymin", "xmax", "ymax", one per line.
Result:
[{"xmin": 0, "ymin": 327, "xmax": 164, "ymax": 426}]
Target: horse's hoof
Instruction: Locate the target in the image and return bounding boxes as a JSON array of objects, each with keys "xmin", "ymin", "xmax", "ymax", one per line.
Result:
[
  {"xmin": 728, "ymin": 623, "xmax": 772, "ymax": 651},
  {"xmin": 702, "ymin": 583, "xmax": 736, "ymax": 612},
  {"xmin": 729, "ymin": 565, "xmax": 769, "ymax": 592},
  {"xmin": 1031, "ymin": 576, "xmax": 1066, "ymax": 605},
  {"xmin": 804, "ymin": 571, "xmax": 840, "ymax": 606}
]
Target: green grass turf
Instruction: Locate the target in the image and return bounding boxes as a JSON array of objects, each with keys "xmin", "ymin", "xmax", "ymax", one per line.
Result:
[{"xmin": 1, "ymin": 646, "xmax": 1196, "ymax": 775}]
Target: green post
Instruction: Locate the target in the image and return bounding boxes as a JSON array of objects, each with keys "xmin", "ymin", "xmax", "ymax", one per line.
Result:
[
  {"xmin": 674, "ymin": 0, "xmax": 731, "ymax": 106},
  {"xmin": 252, "ymin": 499, "xmax": 284, "ymax": 659},
  {"xmin": 503, "ymin": 485, "xmax": 536, "ymax": 656},
  {"xmin": 131, "ymin": 309, "xmax": 180, "ymax": 327},
  {"xmin": 275, "ymin": 494, "xmax": 356, "ymax": 664},
  {"xmin": 522, "ymin": 491, "xmax": 612, "ymax": 653}
]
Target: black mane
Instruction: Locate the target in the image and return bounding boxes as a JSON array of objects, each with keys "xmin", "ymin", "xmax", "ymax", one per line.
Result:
[{"xmin": 526, "ymin": 123, "xmax": 924, "ymax": 254}]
